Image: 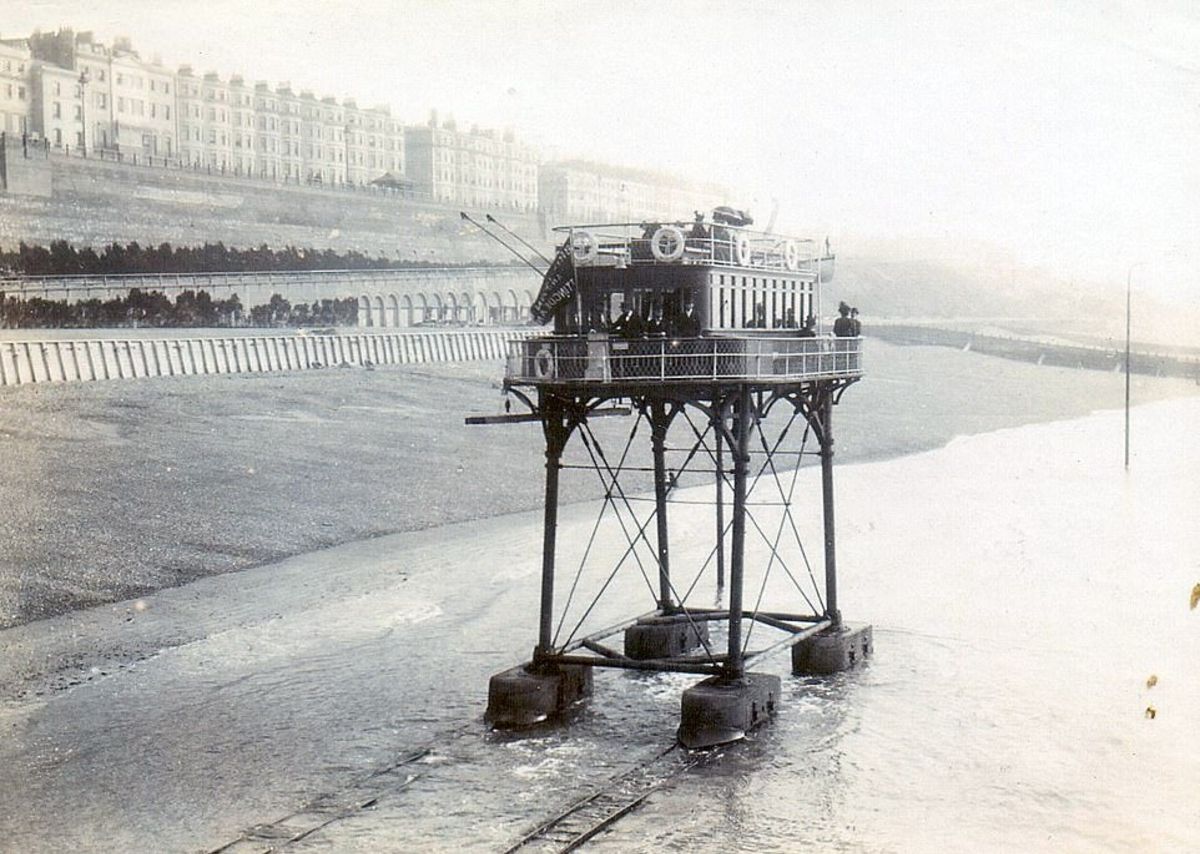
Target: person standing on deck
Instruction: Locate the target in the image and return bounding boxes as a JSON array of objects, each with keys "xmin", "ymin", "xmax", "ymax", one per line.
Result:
[
  {"xmin": 674, "ymin": 298, "xmax": 701, "ymax": 337},
  {"xmin": 833, "ymin": 302, "xmax": 855, "ymax": 337}
]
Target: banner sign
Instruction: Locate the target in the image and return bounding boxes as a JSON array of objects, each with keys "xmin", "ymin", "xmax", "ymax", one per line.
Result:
[{"xmin": 529, "ymin": 245, "xmax": 576, "ymax": 325}]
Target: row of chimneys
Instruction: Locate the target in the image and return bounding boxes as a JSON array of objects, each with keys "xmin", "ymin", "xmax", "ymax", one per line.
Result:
[{"xmin": 426, "ymin": 109, "xmax": 516, "ymax": 142}]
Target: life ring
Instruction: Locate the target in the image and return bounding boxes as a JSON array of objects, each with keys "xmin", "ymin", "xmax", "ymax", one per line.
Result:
[
  {"xmin": 784, "ymin": 240, "xmax": 799, "ymax": 271},
  {"xmin": 735, "ymin": 234, "xmax": 752, "ymax": 266},
  {"xmin": 533, "ymin": 345, "xmax": 556, "ymax": 379},
  {"xmin": 650, "ymin": 225, "xmax": 686, "ymax": 262},
  {"xmin": 570, "ymin": 230, "xmax": 598, "ymax": 265}
]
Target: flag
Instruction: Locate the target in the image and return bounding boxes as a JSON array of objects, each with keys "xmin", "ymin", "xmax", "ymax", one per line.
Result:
[{"xmin": 529, "ymin": 244, "xmax": 576, "ymax": 324}]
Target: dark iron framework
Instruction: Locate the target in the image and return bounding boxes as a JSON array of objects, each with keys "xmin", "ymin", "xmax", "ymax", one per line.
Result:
[{"xmin": 500, "ymin": 372, "xmax": 858, "ymax": 682}]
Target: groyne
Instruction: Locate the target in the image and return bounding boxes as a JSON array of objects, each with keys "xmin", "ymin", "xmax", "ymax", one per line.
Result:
[
  {"xmin": 870, "ymin": 324, "xmax": 1200, "ymax": 381},
  {"xmin": 0, "ymin": 329, "xmax": 530, "ymax": 386}
]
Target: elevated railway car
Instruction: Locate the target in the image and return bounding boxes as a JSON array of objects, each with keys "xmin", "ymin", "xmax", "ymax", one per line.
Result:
[{"xmin": 507, "ymin": 216, "xmax": 859, "ymax": 388}]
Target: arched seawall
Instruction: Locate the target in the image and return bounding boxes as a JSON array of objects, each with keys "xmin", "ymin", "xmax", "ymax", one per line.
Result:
[{"xmin": 0, "ymin": 267, "xmax": 537, "ymax": 328}]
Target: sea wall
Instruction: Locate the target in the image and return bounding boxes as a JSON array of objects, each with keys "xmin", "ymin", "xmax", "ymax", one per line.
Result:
[
  {"xmin": 0, "ymin": 329, "xmax": 532, "ymax": 387},
  {"xmin": 2, "ymin": 266, "xmax": 540, "ymax": 326}
]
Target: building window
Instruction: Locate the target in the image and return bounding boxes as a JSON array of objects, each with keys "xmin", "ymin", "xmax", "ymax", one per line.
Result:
[{"xmin": 53, "ymin": 102, "xmax": 61, "ymax": 119}]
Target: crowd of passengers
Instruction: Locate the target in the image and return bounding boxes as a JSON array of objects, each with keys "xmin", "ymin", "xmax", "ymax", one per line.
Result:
[{"xmin": 561, "ymin": 298, "xmax": 861, "ymax": 339}]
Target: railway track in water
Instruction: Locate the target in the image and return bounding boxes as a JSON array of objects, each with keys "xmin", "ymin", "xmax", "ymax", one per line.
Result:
[
  {"xmin": 205, "ymin": 725, "xmax": 725, "ymax": 853},
  {"xmin": 502, "ymin": 743, "xmax": 727, "ymax": 852}
]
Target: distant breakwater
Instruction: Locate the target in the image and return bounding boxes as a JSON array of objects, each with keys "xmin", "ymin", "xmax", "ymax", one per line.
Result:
[
  {"xmin": 0, "ymin": 329, "xmax": 532, "ymax": 387},
  {"xmin": 871, "ymin": 324, "xmax": 1200, "ymax": 382}
]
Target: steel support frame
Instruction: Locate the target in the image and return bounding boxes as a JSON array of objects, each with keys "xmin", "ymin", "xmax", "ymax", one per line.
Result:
[{"xmin": 526, "ymin": 377, "xmax": 856, "ymax": 679}]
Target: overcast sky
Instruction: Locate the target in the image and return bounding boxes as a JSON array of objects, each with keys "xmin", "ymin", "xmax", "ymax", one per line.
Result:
[{"xmin": 5, "ymin": 0, "xmax": 1198, "ymax": 304}]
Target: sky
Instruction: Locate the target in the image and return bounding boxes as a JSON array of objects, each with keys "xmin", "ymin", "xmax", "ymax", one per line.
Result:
[{"xmin": 4, "ymin": 0, "xmax": 1198, "ymax": 306}]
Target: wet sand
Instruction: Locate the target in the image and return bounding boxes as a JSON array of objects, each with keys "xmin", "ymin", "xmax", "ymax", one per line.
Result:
[{"xmin": 1, "ymin": 339, "xmax": 1195, "ymax": 634}]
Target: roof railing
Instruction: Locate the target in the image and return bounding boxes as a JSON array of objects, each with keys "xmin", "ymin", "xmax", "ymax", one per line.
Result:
[{"xmin": 553, "ymin": 222, "xmax": 833, "ymax": 276}]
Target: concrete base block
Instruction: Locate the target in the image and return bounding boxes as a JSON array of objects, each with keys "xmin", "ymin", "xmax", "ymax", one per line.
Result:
[
  {"xmin": 678, "ymin": 673, "xmax": 781, "ymax": 749},
  {"xmin": 485, "ymin": 663, "xmax": 593, "ymax": 728},
  {"xmin": 791, "ymin": 623, "xmax": 873, "ymax": 675},
  {"xmin": 624, "ymin": 616, "xmax": 710, "ymax": 660}
]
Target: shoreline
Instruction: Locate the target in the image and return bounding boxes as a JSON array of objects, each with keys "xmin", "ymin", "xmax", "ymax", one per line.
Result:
[
  {"xmin": 3, "ymin": 392, "xmax": 1196, "ymax": 730},
  {"xmin": 2, "ymin": 341, "xmax": 1197, "ymax": 633}
]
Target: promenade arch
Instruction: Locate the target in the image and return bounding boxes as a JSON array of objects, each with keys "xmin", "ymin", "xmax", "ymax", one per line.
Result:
[
  {"xmin": 358, "ymin": 294, "xmax": 372, "ymax": 327},
  {"xmin": 387, "ymin": 294, "xmax": 400, "ymax": 327}
]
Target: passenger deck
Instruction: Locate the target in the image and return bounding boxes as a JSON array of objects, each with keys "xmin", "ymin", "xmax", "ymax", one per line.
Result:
[{"xmin": 506, "ymin": 334, "xmax": 862, "ymax": 387}]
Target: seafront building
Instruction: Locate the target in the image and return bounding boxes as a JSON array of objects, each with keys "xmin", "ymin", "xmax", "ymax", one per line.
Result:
[
  {"xmin": 0, "ymin": 38, "xmax": 32, "ymax": 136},
  {"xmin": 404, "ymin": 112, "xmax": 539, "ymax": 211},
  {"xmin": 5, "ymin": 27, "xmax": 725, "ymax": 220},
  {"xmin": 539, "ymin": 160, "xmax": 726, "ymax": 224}
]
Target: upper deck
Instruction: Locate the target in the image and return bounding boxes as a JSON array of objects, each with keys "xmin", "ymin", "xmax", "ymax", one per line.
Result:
[
  {"xmin": 509, "ymin": 214, "xmax": 861, "ymax": 390},
  {"xmin": 560, "ymin": 221, "xmax": 834, "ymax": 280}
]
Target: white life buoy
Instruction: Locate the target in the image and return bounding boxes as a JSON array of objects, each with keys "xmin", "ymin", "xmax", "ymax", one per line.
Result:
[
  {"xmin": 784, "ymin": 240, "xmax": 799, "ymax": 271},
  {"xmin": 735, "ymin": 234, "xmax": 752, "ymax": 266},
  {"xmin": 533, "ymin": 345, "xmax": 556, "ymax": 379},
  {"xmin": 650, "ymin": 225, "xmax": 686, "ymax": 262},
  {"xmin": 570, "ymin": 230, "xmax": 598, "ymax": 265}
]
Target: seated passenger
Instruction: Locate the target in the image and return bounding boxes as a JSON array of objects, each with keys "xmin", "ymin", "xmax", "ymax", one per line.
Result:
[
  {"xmin": 782, "ymin": 308, "xmax": 799, "ymax": 329},
  {"xmin": 610, "ymin": 302, "xmax": 643, "ymax": 338},
  {"xmin": 631, "ymin": 223, "xmax": 658, "ymax": 261},
  {"xmin": 798, "ymin": 315, "xmax": 817, "ymax": 337},
  {"xmin": 645, "ymin": 302, "xmax": 669, "ymax": 337}
]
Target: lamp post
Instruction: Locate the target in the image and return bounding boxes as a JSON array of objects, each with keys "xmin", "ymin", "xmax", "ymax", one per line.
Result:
[
  {"xmin": 1124, "ymin": 262, "xmax": 1140, "ymax": 470},
  {"xmin": 77, "ymin": 69, "xmax": 90, "ymax": 157}
]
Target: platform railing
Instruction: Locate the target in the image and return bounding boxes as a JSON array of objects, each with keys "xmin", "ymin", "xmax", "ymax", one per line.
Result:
[{"xmin": 506, "ymin": 335, "xmax": 862, "ymax": 385}]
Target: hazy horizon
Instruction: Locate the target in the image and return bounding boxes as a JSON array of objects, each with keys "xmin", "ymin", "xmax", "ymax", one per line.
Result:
[{"xmin": 3, "ymin": 0, "xmax": 1196, "ymax": 312}]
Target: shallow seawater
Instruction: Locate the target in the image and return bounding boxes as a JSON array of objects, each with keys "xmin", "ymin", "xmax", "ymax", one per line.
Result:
[
  {"xmin": 1, "ymin": 396, "xmax": 1197, "ymax": 852},
  {"xmin": 284, "ymin": 399, "xmax": 1200, "ymax": 853}
]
